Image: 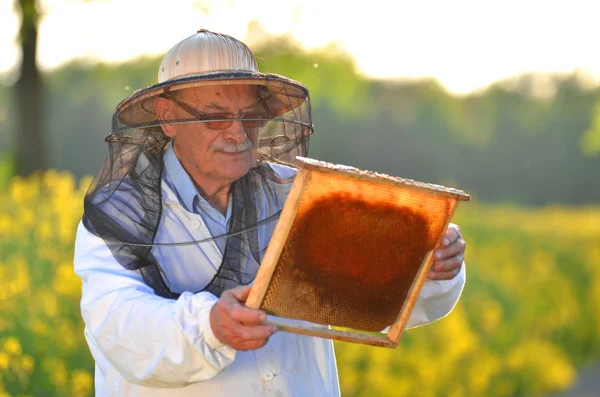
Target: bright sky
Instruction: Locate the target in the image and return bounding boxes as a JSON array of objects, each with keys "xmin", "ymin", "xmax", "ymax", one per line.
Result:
[{"xmin": 2, "ymin": 0, "xmax": 600, "ymax": 94}]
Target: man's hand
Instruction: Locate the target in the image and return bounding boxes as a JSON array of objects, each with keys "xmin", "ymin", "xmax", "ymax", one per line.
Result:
[
  {"xmin": 428, "ymin": 223, "xmax": 465, "ymax": 281},
  {"xmin": 210, "ymin": 285, "xmax": 277, "ymax": 351}
]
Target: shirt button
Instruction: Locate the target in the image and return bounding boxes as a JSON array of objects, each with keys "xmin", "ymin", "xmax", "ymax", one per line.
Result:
[
  {"xmin": 191, "ymin": 218, "xmax": 201, "ymax": 229},
  {"xmin": 262, "ymin": 371, "xmax": 274, "ymax": 381}
]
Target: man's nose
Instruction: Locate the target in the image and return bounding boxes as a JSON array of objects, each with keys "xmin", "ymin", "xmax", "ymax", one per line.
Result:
[{"xmin": 225, "ymin": 120, "xmax": 248, "ymax": 143}]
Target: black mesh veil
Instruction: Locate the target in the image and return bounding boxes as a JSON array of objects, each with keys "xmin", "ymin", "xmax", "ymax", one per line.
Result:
[{"xmin": 82, "ymin": 71, "xmax": 312, "ymax": 298}]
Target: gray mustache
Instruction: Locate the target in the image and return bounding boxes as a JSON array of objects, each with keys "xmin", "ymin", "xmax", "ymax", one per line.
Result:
[{"xmin": 210, "ymin": 138, "xmax": 252, "ymax": 153}]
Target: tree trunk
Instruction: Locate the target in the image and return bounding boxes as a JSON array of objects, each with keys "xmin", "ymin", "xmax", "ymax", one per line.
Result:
[{"xmin": 15, "ymin": 0, "xmax": 44, "ymax": 175}]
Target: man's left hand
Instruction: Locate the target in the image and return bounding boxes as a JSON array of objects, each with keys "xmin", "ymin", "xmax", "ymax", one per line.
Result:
[{"xmin": 428, "ymin": 223, "xmax": 465, "ymax": 280}]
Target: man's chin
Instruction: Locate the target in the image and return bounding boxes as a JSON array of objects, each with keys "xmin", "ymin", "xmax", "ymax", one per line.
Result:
[{"xmin": 217, "ymin": 152, "xmax": 253, "ymax": 179}]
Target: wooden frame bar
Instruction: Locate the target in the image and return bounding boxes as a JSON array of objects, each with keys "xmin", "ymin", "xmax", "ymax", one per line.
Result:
[
  {"xmin": 246, "ymin": 167, "xmax": 311, "ymax": 309},
  {"xmin": 264, "ymin": 316, "xmax": 396, "ymax": 348}
]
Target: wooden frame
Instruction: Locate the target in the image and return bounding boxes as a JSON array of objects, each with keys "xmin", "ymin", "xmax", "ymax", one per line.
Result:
[{"xmin": 246, "ymin": 157, "xmax": 469, "ymax": 347}]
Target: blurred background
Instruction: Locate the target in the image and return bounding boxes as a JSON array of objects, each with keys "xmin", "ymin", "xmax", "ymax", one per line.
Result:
[{"xmin": 1, "ymin": 0, "xmax": 599, "ymax": 396}]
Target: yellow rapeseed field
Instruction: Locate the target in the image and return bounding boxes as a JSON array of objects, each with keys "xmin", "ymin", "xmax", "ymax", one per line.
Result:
[{"xmin": 0, "ymin": 171, "xmax": 599, "ymax": 396}]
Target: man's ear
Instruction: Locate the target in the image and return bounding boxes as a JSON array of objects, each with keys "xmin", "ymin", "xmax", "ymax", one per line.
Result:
[{"xmin": 154, "ymin": 97, "xmax": 178, "ymax": 138}]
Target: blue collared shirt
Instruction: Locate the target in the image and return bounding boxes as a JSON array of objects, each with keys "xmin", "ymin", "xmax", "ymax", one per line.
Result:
[{"xmin": 163, "ymin": 144, "xmax": 233, "ymax": 254}]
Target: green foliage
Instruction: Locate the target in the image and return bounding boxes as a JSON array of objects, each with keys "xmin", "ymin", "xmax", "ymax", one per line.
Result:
[
  {"xmin": 319, "ymin": 73, "xmax": 600, "ymax": 205},
  {"xmin": 254, "ymin": 39, "xmax": 372, "ymax": 117},
  {"xmin": 0, "ymin": 153, "xmax": 15, "ymax": 190},
  {"xmin": 3, "ymin": 37, "xmax": 599, "ymax": 204},
  {"xmin": 0, "ymin": 83, "xmax": 14, "ymax": 188},
  {"xmin": 0, "ymin": 172, "xmax": 94, "ymax": 396},
  {"xmin": 48, "ymin": 57, "xmax": 161, "ymax": 112},
  {"xmin": 581, "ymin": 98, "xmax": 600, "ymax": 155}
]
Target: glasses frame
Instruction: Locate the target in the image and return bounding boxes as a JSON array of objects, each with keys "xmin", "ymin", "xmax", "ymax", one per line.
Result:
[{"xmin": 160, "ymin": 93, "xmax": 271, "ymax": 130}]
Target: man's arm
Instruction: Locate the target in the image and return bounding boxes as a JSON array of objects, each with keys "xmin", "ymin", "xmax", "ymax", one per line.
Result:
[
  {"xmin": 406, "ymin": 223, "xmax": 466, "ymax": 328},
  {"xmin": 74, "ymin": 221, "xmax": 236, "ymax": 388},
  {"xmin": 405, "ymin": 262, "xmax": 465, "ymax": 328}
]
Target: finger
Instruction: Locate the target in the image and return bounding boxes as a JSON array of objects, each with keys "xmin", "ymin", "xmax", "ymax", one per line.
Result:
[
  {"xmin": 435, "ymin": 238, "xmax": 465, "ymax": 260},
  {"xmin": 428, "ymin": 268, "xmax": 460, "ymax": 280},
  {"xmin": 442, "ymin": 224, "xmax": 461, "ymax": 246},
  {"xmin": 229, "ymin": 305, "xmax": 268, "ymax": 326},
  {"xmin": 219, "ymin": 286, "xmax": 256, "ymax": 310},
  {"xmin": 226, "ymin": 323, "xmax": 277, "ymax": 343},
  {"xmin": 228, "ymin": 285, "xmax": 253, "ymax": 302},
  {"xmin": 216, "ymin": 291, "xmax": 268, "ymax": 325},
  {"xmin": 433, "ymin": 255, "xmax": 464, "ymax": 272}
]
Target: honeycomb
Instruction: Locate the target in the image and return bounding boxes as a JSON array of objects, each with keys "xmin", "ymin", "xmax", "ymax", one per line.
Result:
[{"xmin": 260, "ymin": 166, "xmax": 460, "ymax": 331}]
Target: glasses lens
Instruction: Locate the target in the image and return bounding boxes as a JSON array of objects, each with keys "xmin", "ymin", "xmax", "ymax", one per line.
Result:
[
  {"xmin": 205, "ymin": 120, "xmax": 234, "ymax": 129},
  {"xmin": 204, "ymin": 114, "xmax": 269, "ymax": 130}
]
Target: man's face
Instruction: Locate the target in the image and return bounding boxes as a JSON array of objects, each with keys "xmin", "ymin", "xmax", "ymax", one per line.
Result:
[{"xmin": 159, "ymin": 85, "xmax": 264, "ymax": 187}]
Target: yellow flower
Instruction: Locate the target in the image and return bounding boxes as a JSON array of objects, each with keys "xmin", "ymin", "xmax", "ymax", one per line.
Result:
[
  {"xmin": 40, "ymin": 291, "xmax": 58, "ymax": 317},
  {"xmin": 0, "ymin": 352, "xmax": 9, "ymax": 370},
  {"xmin": 71, "ymin": 369, "xmax": 93, "ymax": 397},
  {"xmin": 21, "ymin": 355, "xmax": 35, "ymax": 373},
  {"xmin": 43, "ymin": 358, "xmax": 68, "ymax": 387},
  {"xmin": 53, "ymin": 262, "xmax": 82, "ymax": 298},
  {"xmin": 3, "ymin": 337, "xmax": 22, "ymax": 356},
  {"xmin": 0, "ymin": 214, "xmax": 11, "ymax": 235}
]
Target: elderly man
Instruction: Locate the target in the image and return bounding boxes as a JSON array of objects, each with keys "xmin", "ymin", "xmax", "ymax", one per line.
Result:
[{"xmin": 74, "ymin": 29, "xmax": 466, "ymax": 396}]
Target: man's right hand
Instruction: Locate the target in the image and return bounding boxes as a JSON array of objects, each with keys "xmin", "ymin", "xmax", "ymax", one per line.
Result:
[{"xmin": 209, "ymin": 285, "xmax": 277, "ymax": 351}]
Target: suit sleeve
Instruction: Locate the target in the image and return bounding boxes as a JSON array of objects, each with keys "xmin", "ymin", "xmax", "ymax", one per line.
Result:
[
  {"xmin": 74, "ymin": 222, "xmax": 236, "ymax": 388},
  {"xmin": 405, "ymin": 263, "xmax": 466, "ymax": 329}
]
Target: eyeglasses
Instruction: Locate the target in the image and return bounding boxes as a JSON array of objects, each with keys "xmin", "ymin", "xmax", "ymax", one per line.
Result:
[{"xmin": 161, "ymin": 93, "xmax": 271, "ymax": 130}]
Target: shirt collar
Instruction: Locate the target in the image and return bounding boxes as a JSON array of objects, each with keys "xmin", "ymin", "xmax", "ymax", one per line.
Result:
[{"xmin": 163, "ymin": 142, "xmax": 273, "ymax": 213}]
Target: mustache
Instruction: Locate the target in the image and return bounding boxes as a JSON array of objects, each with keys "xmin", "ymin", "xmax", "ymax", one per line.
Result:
[{"xmin": 210, "ymin": 138, "xmax": 253, "ymax": 153}]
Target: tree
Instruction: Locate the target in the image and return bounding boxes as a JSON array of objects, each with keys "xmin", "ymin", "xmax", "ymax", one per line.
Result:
[{"xmin": 14, "ymin": 0, "xmax": 45, "ymax": 175}]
